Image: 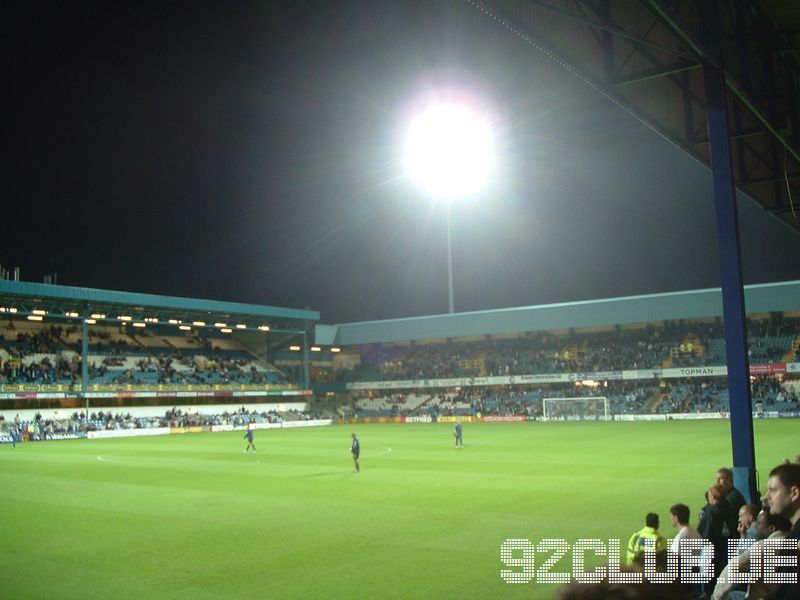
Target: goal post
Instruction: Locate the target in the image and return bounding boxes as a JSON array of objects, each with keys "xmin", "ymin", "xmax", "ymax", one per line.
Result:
[{"xmin": 542, "ymin": 397, "xmax": 609, "ymax": 421}]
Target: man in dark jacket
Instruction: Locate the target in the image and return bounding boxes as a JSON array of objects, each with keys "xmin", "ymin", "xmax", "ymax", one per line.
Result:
[
  {"xmin": 762, "ymin": 463, "xmax": 800, "ymax": 600},
  {"xmin": 716, "ymin": 467, "xmax": 747, "ymax": 536}
]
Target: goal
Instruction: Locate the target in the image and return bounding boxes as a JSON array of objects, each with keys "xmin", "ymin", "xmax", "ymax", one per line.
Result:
[{"xmin": 542, "ymin": 397, "xmax": 609, "ymax": 421}]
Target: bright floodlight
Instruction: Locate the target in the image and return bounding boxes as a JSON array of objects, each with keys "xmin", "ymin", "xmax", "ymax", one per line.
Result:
[{"xmin": 404, "ymin": 103, "xmax": 494, "ymax": 199}]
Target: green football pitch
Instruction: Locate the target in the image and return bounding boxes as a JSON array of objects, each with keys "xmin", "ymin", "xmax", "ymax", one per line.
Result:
[{"xmin": 1, "ymin": 419, "xmax": 798, "ymax": 599}]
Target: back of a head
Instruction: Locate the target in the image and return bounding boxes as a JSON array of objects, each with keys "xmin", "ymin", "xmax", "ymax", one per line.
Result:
[
  {"xmin": 708, "ymin": 484, "xmax": 724, "ymax": 503},
  {"xmin": 645, "ymin": 513, "xmax": 659, "ymax": 529},
  {"xmin": 555, "ymin": 580, "xmax": 687, "ymax": 600},
  {"xmin": 669, "ymin": 503, "xmax": 690, "ymax": 525}
]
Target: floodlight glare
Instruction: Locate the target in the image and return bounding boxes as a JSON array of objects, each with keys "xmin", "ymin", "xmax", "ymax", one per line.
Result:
[{"xmin": 404, "ymin": 103, "xmax": 494, "ymax": 198}]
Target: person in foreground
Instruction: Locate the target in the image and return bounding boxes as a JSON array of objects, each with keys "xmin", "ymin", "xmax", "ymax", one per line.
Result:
[
  {"xmin": 627, "ymin": 512, "xmax": 668, "ymax": 564},
  {"xmin": 761, "ymin": 463, "xmax": 800, "ymax": 600},
  {"xmin": 711, "ymin": 509, "xmax": 791, "ymax": 600}
]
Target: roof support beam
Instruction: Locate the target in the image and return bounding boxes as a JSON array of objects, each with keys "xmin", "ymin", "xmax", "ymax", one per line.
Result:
[
  {"xmin": 525, "ymin": 0, "xmax": 694, "ymax": 60},
  {"xmin": 612, "ymin": 61, "xmax": 699, "ymax": 86}
]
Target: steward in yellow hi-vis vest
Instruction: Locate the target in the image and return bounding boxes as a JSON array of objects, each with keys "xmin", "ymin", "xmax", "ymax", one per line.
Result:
[{"xmin": 626, "ymin": 513, "xmax": 668, "ymax": 564}]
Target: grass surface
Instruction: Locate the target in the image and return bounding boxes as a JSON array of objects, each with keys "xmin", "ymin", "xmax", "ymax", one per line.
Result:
[{"xmin": 1, "ymin": 419, "xmax": 798, "ymax": 599}]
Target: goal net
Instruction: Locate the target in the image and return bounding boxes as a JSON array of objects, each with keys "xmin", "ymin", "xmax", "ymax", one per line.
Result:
[{"xmin": 542, "ymin": 397, "xmax": 609, "ymax": 421}]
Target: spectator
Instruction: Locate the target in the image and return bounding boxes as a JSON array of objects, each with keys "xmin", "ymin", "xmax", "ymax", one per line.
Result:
[
  {"xmin": 698, "ymin": 484, "xmax": 730, "ymax": 583},
  {"xmin": 711, "ymin": 510, "xmax": 791, "ymax": 600},
  {"xmin": 736, "ymin": 504, "xmax": 759, "ymax": 548},
  {"xmin": 669, "ymin": 503, "xmax": 702, "ymax": 554},
  {"xmin": 626, "ymin": 512, "xmax": 668, "ymax": 564},
  {"xmin": 760, "ymin": 463, "xmax": 800, "ymax": 600},
  {"xmin": 716, "ymin": 468, "xmax": 747, "ymax": 540},
  {"xmin": 669, "ymin": 503, "xmax": 705, "ymax": 598}
]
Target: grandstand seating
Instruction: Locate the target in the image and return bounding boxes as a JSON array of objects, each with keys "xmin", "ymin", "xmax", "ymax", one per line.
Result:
[
  {"xmin": 325, "ymin": 315, "xmax": 800, "ymax": 418},
  {"xmin": 341, "ymin": 375, "xmax": 798, "ymax": 418},
  {"xmin": 332, "ymin": 316, "xmax": 800, "ymax": 383},
  {"xmin": 0, "ymin": 319, "xmax": 289, "ymax": 387},
  {"xmin": 4, "ymin": 314, "xmax": 799, "ymax": 418}
]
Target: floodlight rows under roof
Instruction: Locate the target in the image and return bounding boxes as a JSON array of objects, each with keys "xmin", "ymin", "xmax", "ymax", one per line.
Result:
[{"xmin": 0, "ymin": 304, "xmax": 276, "ymax": 332}]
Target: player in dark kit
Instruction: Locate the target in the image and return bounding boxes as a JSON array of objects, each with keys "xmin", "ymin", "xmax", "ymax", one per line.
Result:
[
  {"xmin": 454, "ymin": 422, "xmax": 463, "ymax": 448},
  {"xmin": 243, "ymin": 427, "xmax": 256, "ymax": 453},
  {"xmin": 351, "ymin": 432, "xmax": 360, "ymax": 472}
]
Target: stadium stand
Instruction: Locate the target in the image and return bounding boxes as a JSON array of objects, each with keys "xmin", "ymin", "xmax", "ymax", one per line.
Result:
[
  {"xmin": 4, "ymin": 311, "xmax": 799, "ymax": 421},
  {"xmin": 320, "ymin": 313, "xmax": 800, "ymax": 419},
  {"xmin": 0, "ymin": 404, "xmax": 326, "ymax": 441},
  {"xmin": 0, "ymin": 319, "xmax": 289, "ymax": 387},
  {"xmin": 339, "ymin": 375, "xmax": 799, "ymax": 419},
  {"xmin": 331, "ymin": 316, "xmax": 800, "ymax": 383}
]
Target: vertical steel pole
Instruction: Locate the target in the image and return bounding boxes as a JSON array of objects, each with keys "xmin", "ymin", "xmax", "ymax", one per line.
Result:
[
  {"xmin": 82, "ymin": 317, "xmax": 89, "ymax": 421},
  {"xmin": 302, "ymin": 327, "xmax": 310, "ymax": 390},
  {"xmin": 446, "ymin": 203, "xmax": 455, "ymax": 314},
  {"xmin": 699, "ymin": 0, "xmax": 757, "ymax": 501}
]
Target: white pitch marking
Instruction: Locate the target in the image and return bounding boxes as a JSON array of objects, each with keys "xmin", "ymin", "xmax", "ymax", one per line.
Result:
[
  {"xmin": 96, "ymin": 455, "xmax": 125, "ymax": 464},
  {"xmin": 366, "ymin": 447, "xmax": 392, "ymax": 458}
]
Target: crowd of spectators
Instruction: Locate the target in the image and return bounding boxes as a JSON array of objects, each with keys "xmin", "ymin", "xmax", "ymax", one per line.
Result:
[
  {"xmin": 2, "ymin": 353, "xmax": 81, "ymax": 384},
  {"xmin": 334, "ymin": 316, "xmax": 800, "ymax": 383},
  {"xmin": 343, "ymin": 375, "xmax": 799, "ymax": 419},
  {"xmin": 576, "ymin": 463, "xmax": 800, "ymax": 600},
  {"xmin": 0, "ymin": 405, "xmax": 324, "ymax": 440},
  {"xmin": 0, "ymin": 319, "xmax": 287, "ymax": 386},
  {"xmin": 0, "ymin": 324, "xmax": 76, "ymax": 383}
]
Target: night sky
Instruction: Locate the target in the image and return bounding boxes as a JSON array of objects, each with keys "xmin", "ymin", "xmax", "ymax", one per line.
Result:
[{"xmin": 7, "ymin": 1, "xmax": 800, "ymax": 324}]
